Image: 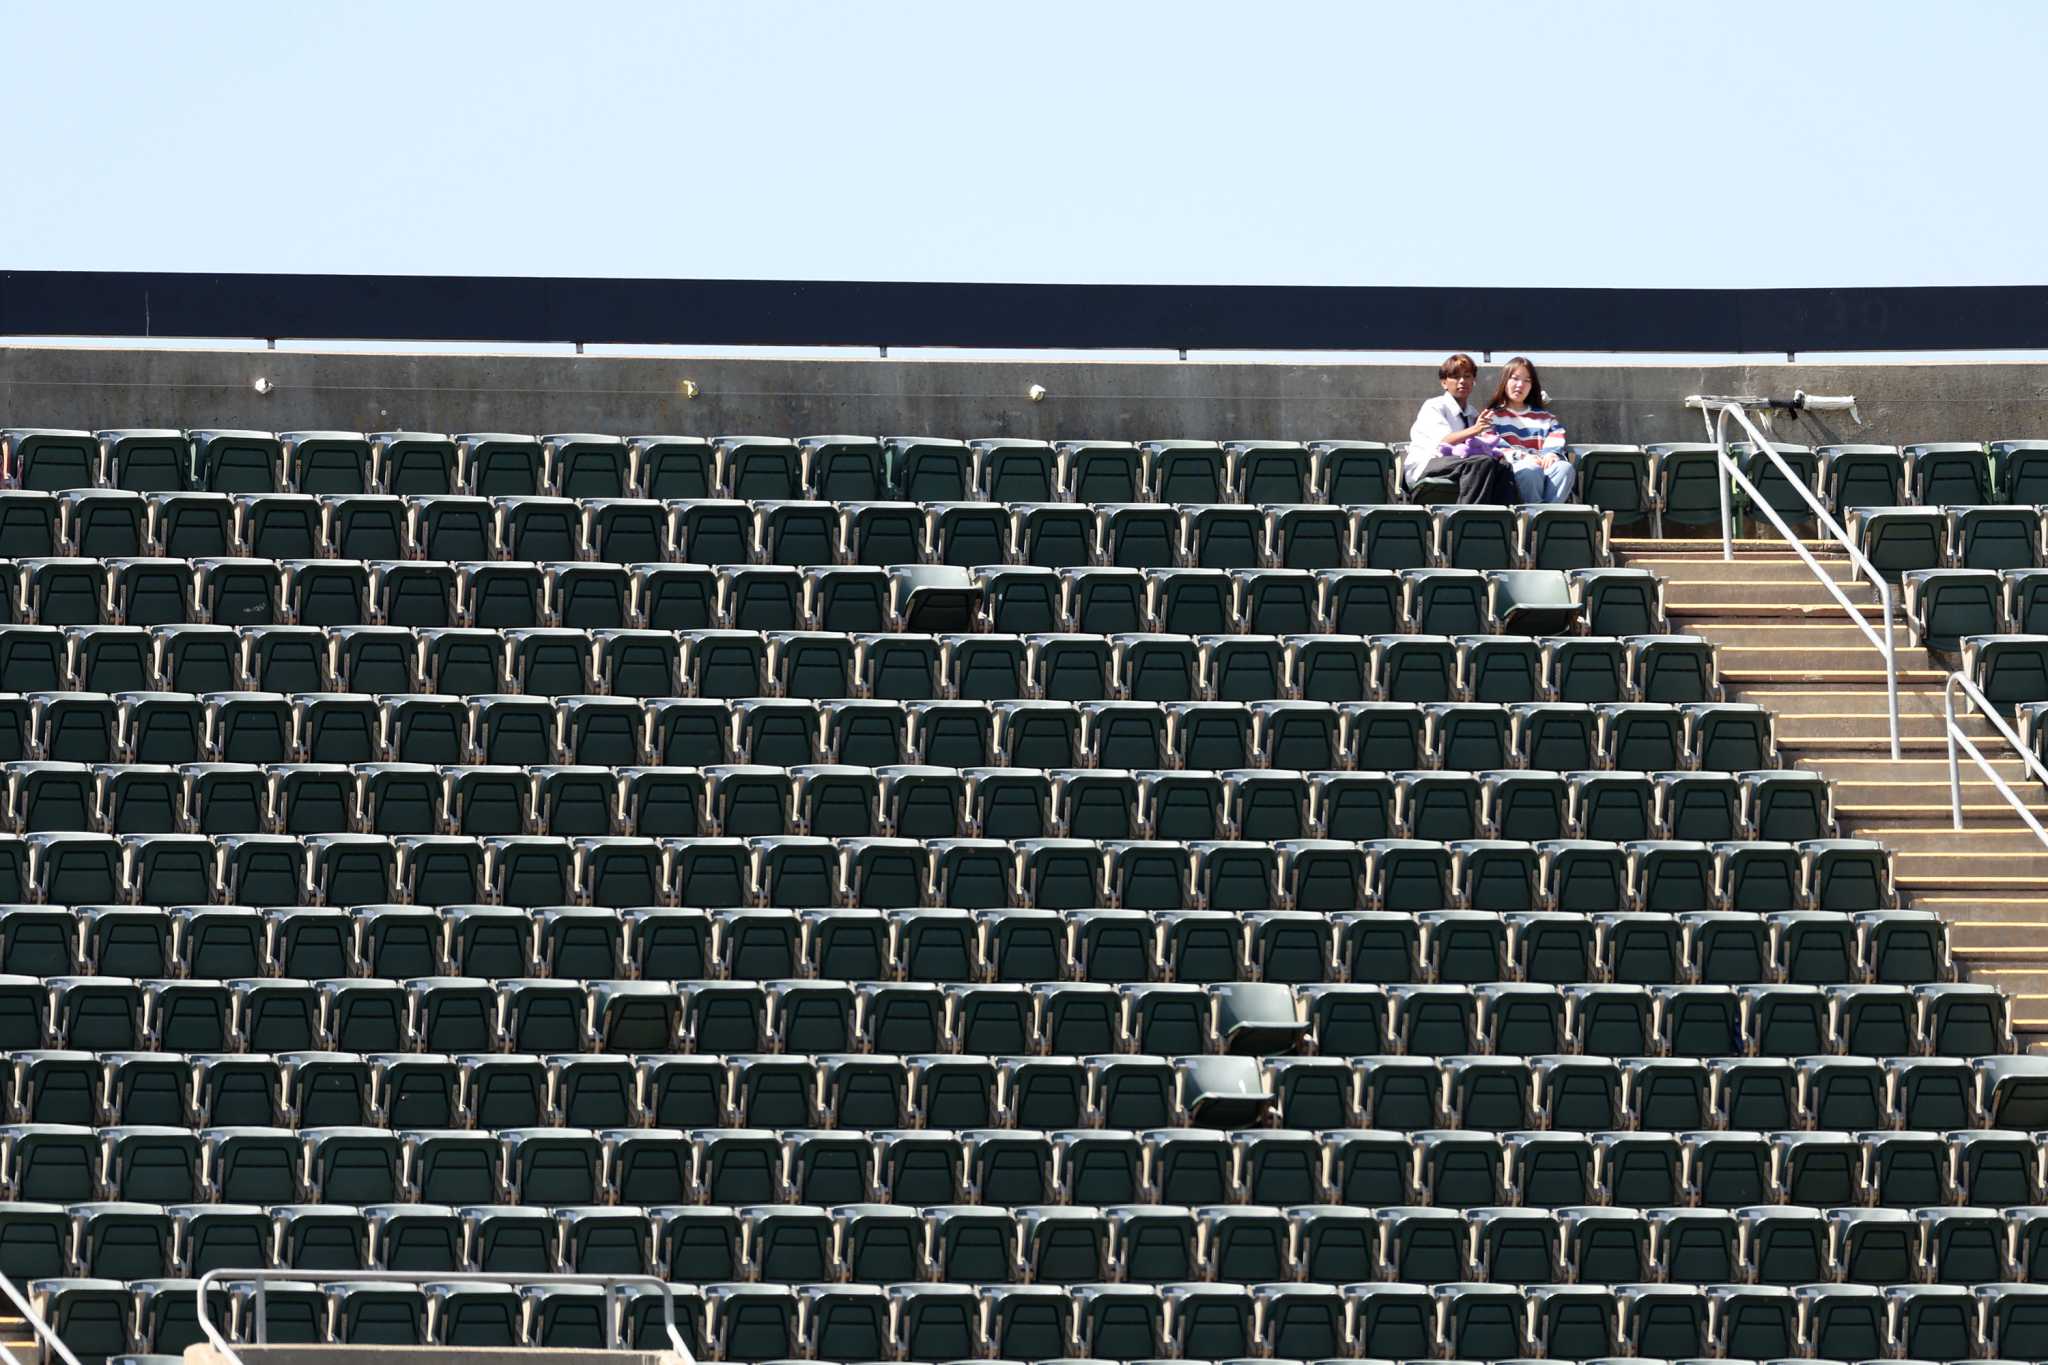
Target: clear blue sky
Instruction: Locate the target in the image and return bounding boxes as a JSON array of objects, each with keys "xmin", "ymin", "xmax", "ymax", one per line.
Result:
[{"xmin": 3, "ymin": 0, "xmax": 2040, "ymax": 290}]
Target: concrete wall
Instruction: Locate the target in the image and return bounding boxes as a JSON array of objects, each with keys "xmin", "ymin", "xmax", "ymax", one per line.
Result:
[{"xmin": 4, "ymin": 346, "xmax": 2044, "ymax": 447}]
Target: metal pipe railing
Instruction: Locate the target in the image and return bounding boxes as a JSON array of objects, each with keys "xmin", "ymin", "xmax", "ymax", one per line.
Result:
[
  {"xmin": 1944, "ymin": 671, "xmax": 2048, "ymax": 849},
  {"xmin": 1686, "ymin": 395, "xmax": 1902, "ymax": 759},
  {"xmin": 193, "ymin": 1268, "xmax": 695, "ymax": 1365},
  {"xmin": 0, "ymin": 1268, "xmax": 82, "ymax": 1365}
]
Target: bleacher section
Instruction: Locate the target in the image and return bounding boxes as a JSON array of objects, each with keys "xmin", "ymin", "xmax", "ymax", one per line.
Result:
[{"xmin": 0, "ymin": 426, "xmax": 2039, "ymax": 1363}]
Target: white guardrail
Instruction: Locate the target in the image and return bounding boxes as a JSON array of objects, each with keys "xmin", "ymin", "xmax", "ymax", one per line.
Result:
[
  {"xmin": 194, "ymin": 1268, "xmax": 697, "ymax": 1364},
  {"xmin": 0, "ymin": 1268, "xmax": 80, "ymax": 1365},
  {"xmin": 1945, "ymin": 671, "xmax": 2048, "ymax": 849},
  {"xmin": 1686, "ymin": 395, "xmax": 1902, "ymax": 760}
]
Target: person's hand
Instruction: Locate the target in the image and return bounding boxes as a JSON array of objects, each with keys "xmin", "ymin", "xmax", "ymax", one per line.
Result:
[
  {"xmin": 1473, "ymin": 412, "xmax": 1495, "ymax": 431},
  {"xmin": 1536, "ymin": 452, "xmax": 1556, "ymax": 468}
]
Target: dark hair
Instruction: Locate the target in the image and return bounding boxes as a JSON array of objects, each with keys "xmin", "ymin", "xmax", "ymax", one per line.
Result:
[
  {"xmin": 1484, "ymin": 355, "xmax": 1545, "ymax": 411},
  {"xmin": 1437, "ymin": 353, "xmax": 1477, "ymax": 381}
]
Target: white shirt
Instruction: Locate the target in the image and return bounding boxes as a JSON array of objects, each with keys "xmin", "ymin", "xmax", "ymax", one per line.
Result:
[{"xmin": 1406, "ymin": 391, "xmax": 1477, "ymax": 488}]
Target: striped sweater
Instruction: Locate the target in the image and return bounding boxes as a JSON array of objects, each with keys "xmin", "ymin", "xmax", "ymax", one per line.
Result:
[{"xmin": 1484, "ymin": 405, "xmax": 1567, "ymax": 459}]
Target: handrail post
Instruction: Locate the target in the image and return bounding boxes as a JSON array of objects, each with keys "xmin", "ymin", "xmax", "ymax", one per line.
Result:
[
  {"xmin": 1707, "ymin": 405, "xmax": 1735, "ymax": 562},
  {"xmin": 1944, "ymin": 670, "xmax": 2048, "ymax": 850},
  {"xmin": 1948, "ymin": 678, "xmax": 1967, "ymax": 830},
  {"xmin": 1883, "ymin": 592, "xmax": 1902, "ymax": 761}
]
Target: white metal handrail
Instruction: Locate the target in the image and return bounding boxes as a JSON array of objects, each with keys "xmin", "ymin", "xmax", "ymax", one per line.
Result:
[
  {"xmin": 1944, "ymin": 670, "xmax": 2048, "ymax": 849},
  {"xmin": 193, "ymin": 1268, "xmax": 695, "ymax": 1364},
  {"xmin": 0, "ymin": 1268, "xmax": 81, "ymax": 1365},
  {"xmin": 1686, "ymin": 394, "xmax": 1902, "ymax": 759}
]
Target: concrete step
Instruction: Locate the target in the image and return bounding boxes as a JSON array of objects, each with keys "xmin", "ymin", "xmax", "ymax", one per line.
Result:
[
  {"xmin": 1720, "ymin": 663, "xmax": 1941, "ymax": 683},
  {"xmin": 1962, "ymin": 965, "xmax": 2048, "ymax": 1002},
  {"xmin": 1691, "ymin": 623, "xmax": 1922, "ymax": 648},
  {"xmin": 1658, "ymin": 575, "xmax": 1879, "ymax": 598},
  {"xmin": 1777, "ymin": 712, "xmax": 1982, "ymax": 732},
  {"xmin": 1908, "ymin": 894, "xmax": 2048, "ymax": 922},
  {"xmin": 1843, "ymin": 785, "xmax": 2048, "ymax": 818},
  {"xmin": 1715, "ymin": 645, "xmax": 1941, "ymax": 672},
  {"xmin": 1733, "ymin": 686, "xmax": 1957, "ymax": 713},
  {"xmin": 1617, "ymin": 554, "xmax": 1854, "ymax": 580},
  {"xmin": 1798, "ymin": 757, "xmax": 2037, "ymax": 783},
  {"xmin": 1616, "ymin": 539, "xmax": 1849, "ymax": 558},
  {"xmin": 1858, "ymin": 826, "xmax": 2048, "ymax": 850},
  {"xmin": 1947, "ymin": 920, "xmax": 2048, "ymax": 947},
  {"xmin": 1789, "ymin": 740, "xmax": 1993, "ymax": 760},
  {"xmin": 1837, "ymin": 783, "xmax": 2044, "ymax": 804},
  {"xmin": 1897, "ymin": 873, "xmax": 2048, "ymax": 899},
  {"xmin": 1668, "ymin": 593, "xmax": 1889, "ymax": 616}
]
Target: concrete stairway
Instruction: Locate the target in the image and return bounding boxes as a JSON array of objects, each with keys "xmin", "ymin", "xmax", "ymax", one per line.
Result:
[{"xmin": 1616, "ymin": 536, "xmax": 2048, "ymax": 1034}]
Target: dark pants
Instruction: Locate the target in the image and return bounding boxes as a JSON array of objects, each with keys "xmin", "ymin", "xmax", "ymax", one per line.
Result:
[{"xmin": 1417, "ymin": 454, "xmax": 1519, "ymax": 505}]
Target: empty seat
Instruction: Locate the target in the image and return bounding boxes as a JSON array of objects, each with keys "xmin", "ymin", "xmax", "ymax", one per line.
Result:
[{"xmin": 1851, "ymin": 505, "xmax": 1948, "ymax": 579}]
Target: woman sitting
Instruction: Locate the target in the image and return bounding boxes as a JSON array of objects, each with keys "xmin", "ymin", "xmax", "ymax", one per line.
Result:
[{"xmin": 1483, "ymin": 356, "xmax": 1575, "ymax": 503}]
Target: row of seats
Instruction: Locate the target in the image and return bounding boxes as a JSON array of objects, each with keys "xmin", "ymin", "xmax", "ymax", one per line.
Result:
[
  {"xmin": 1964, "ymin": 634, "xmax": 2048, "ymax": 708},
  {"xmin": 0, "ymin": 693, "xmax": 1771, "ymax": 780},
  {"xmin": 0, "ymin": 898, "xmax": 1931, "ymax": 988},
  {"xmin": 0, "ymin": 626, "xmax": 1720, "ymax": 709},
  {"xmin": 0, "ymin": 650, "xmax": 1728, "ymax": 753},
  {"xmin": 169, "ymin": 632, "xmax": 1734, "ymax": 718},
  {"xmin": 0, "ymin": 970, "xmax": 1999, "ymax": 1060},
  {"xmin": 1854, "ymin": 506, "xmax": 2048, "ymax": 581},
  {"xmin": 0, "ymin": 832, "xmax": 1877, "ymax": 919},
  {"xmin": 1907, "ymin": 568, "xmax": 2048, "ymax": 648},
  {"xmin": 44, "ymin": 1273, "xmax": 685, "ymax": 1359},
  {"xmin": 974, "ymin": 567, "xmax": 1657, "ymax": 640},
  {"xmin": 0, "ymin": 1038, "xmax": 2013, "ymax": 1136},
  {"xmin": 0, "ymin": 432, "xmax": 1413, "ymax": 506},
  {"xmin": 0, "ymin": 492, "xmax": 1613, "ymax": 575},
  {"xmin": 0, "ymin": 551, "xmax": 1664, "ymax": 642},
  {"xmin": 50, "ymin": 1269, "xmax": 2048, "ymax": 1362},
  {"xmin": 12, "ymin": 427, "xmax": 2048, "ymax": 528},
  {"xmin": 1575, "ymin": 441, "xmax": 2048, "ymax": 535},
  {"xmin": 0, "ymin": 754, "xmax": 1824, "ymax": 843},
  {"xmin": 9, "ymin": 1100, "xmax": 2048, "ymax": 1209},
  {"xmin": 32, "ymin": 1192, "xmax": 2048, "ymax": 1289}
]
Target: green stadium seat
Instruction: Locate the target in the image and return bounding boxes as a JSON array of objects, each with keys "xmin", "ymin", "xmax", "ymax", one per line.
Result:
[
  {"xmin": 1821, "ymin": 442, "xmax": 1905, "ymax": 512},
  {"xmin": 1907, "ymin": 567, "xmax": 2003, "ymax": 649},
  {"xmin": 1964, "ymin": 633, "xmax": 2048, "ymax": 707},
  {"xmin": 1306, "ymin": 439, "xmax": 1396, "ymax": 505},
  {"xmin": 1646, "ymin": 442, "xmax": 1722, "ymax": 536},
  {"xmin": 3, "ymin": 430, "xmax": 98, "ymax": 492},
  {"xmin": 1353, "ymin": 505, "xmax": 1433, "ymax": 569},
  {"xmin": 1952, "ymin": 503, "xmax": 2042, "ymax": 570},
  {"xmin": 1518, "ymin": 504, "xmax": 1608, "ymax": 570},
  {"xmin": 1435, "ymin": 504, "xmax": 1517, "ymax": 569},
  {"xmin": 1055, "ymin": 440, "xmax": 1140, "ymax": 504},
  {"xmin": 1850, "ymin": 505, "xmax": 1947, "ymax": 579},
  {"xmin": 1627, "ymin": 634, "xmax": 1719, "ymax": 702},
  {"xmin": 1991, "ymin": 438, "xmax": 2048, "ymax": 503},
  {"xmin": 1311, "ymin": 567, "xmax": 1399, "ymax": 634},
  {"xmin": 98, "ymin": 430, "xmax": 188, "ymax": 492},
  {"xmin": 1567, "ymin": 444, "xmax": 1651, "ymax": 529},
  {"xmin": 1731, "ymin": 439, "xmax": 1819, "ymax": 531},
  {"xmin": 276, "ymin": 431, "xmax": 364, "ymax": 497},
  {"xmin": 368, "ymin": 432, "xmax": 456, "ymax": 495},
  {"xmin": 1404, "ymin": 567, "xmax": 1488, "ymax": 634},
  {"xmin": 1907, "ymin": 440, "xmax": 1993, "ymax": 505}
]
